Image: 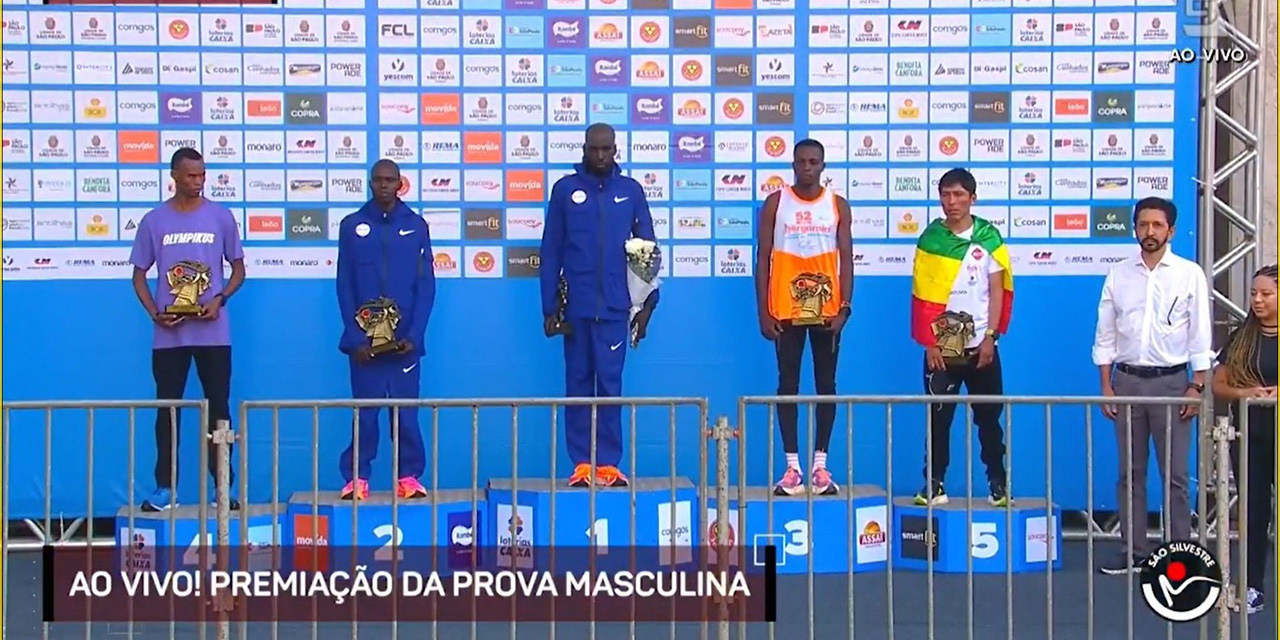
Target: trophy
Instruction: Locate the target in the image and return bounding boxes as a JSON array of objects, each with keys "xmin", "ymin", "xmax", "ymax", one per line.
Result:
[
  {"xmin": 164, "ymin": 260, "xmax": 212, "ymax": 316},
  {"xmin": 788, "ymin": 272, "xmax": 834, "ymax": 326},
  {"xmin": 355, "ymin": 297, "xmax": 404, "ymax": 356},
  {"xmin": 930, "ymin": 311, "xmax": 977, "ymax": 361},
  {"xmin": 548, "ymin": 276, "xmax": 573, "ymax": 336}
]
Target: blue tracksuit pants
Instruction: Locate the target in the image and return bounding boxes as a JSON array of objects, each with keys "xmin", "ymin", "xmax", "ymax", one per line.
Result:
[
  {"xmin": 340, "ymin": 354, "xmax": 426, "ymax": 483},
  {"xmin": 564, "ymin": 316, "xmax": 628, "ymax": 467}
]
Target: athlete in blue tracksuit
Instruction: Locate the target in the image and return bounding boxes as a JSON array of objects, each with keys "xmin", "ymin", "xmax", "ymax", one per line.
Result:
[
  {"xmin": 540, "ymin": 123, "xmax": 660, "ymax": 488},
  {"xmin": 336, "ymin": 159, "xmax": 435, "ymax": 501}
]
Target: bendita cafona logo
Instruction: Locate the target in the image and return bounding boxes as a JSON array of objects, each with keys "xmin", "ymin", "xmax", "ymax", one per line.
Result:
[{"xmin": 1139, "ymin": 541, "xmax": 1223, "ymax": 622}]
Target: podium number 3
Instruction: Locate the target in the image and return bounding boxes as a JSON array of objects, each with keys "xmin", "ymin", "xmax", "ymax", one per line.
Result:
[
  {"xmin": 970, "ymin": 523, "xmax": 999, "ymax": 559},
  {"xmin": 783, "ymin": 520, "xmax": 809, "ymax": 557},
  {"xmin": 375, "ymin": 525, "xmax": 405, "ymax": 562}
]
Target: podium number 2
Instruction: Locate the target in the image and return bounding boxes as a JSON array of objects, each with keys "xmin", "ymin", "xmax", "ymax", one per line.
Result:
[
  {"xmin": 783, "ymin": 520, "xmax": 809, "ymax": 557},
  {"xmin": 970, "ymin": 523, "xmax": 998, "ymax": 559},
  {"xmin": 374, "ymin": 525, "xmax": 404, "ymax": 562}
]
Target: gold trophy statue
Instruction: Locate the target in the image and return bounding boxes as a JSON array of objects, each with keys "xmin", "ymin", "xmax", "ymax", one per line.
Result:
[
  {"xmin": 789, "ymin": 272, "xmax": 834, "ymax": 326},
  {"xmin": 164, "ymin": 260, "xmax": 212, "ymax": 316},
  {"xmin": 355, "ymin": 297, "xmax": 404, "ymax": 356},
  {"xmin": 930, "ymin": 310, "xmax": 977, "ymax": 362}
]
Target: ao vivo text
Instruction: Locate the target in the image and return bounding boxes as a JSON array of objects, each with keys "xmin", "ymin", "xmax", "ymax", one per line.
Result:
[{"xmin": 68, "ymin": 568, "xmax": 752, "ymax": 603}]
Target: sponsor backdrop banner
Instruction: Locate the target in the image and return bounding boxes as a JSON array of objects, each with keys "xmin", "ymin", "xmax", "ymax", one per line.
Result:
[{"xmin": 0, "ymin": 0, "xmax": 1200, "ymax": 518}]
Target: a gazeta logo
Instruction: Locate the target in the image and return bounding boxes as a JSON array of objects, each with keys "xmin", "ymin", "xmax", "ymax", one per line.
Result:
[{"xmin": 1140, "ymin": 541, "xmax": 1222, "ymax": 622}]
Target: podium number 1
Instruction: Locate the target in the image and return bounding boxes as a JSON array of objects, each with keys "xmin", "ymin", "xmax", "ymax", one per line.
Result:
[
  {"xmin": 970, "ymin": 523, "xmax": 999, "ymax": 559},
  {"xmin": 375, "ymin": 525, "xmax": 405, "ymax": 562}
]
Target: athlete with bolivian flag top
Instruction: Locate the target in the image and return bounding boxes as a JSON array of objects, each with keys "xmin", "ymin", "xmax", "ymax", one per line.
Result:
[{"xmin": 909, "ymin": 168, "xmax": 1014, "ymax": 508}]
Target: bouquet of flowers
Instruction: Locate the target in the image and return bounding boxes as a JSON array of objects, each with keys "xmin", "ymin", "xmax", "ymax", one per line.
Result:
[{"xmin": 624, "ymin": 237, "xmax": 663, "ymax": 347}]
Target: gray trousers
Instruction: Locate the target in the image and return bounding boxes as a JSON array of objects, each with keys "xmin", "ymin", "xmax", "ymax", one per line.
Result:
[{"xmin": 1113, "ymin": 369, "xmax": 1193, "ymax": 557}]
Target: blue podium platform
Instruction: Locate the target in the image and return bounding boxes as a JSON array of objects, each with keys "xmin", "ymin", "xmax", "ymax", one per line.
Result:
[
  {"xmin": 487, "ymin": 477, "xmax": 699, "ymax": 572},
  {"xmin": 702, "ymin": 485, "xmax": 890, "ymax": 574},
  {"xmin": 891, "ymin": 497, "xmax": 1063, "ymax": 574},
  {"xmin": 284, "ymin": 490, "xmax": 486, "ymax": 575},
  {"xmin": 113, "ymin": 504, "xmax": 283, "ymax": 573}
]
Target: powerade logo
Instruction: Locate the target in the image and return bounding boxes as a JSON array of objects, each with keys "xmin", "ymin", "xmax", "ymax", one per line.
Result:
[
  {"xmin": 447, "ymin": 511, "xmax": 481, "ymax": 570},
  {"xmin": 970, "ymin": 14, "xmax": 1011, "ymax": 47}
]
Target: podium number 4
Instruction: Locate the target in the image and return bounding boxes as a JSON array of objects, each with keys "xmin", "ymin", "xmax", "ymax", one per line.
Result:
[
  {"xmin": 970, "ymin": 523, "xmax": 999, "ymax": 559},
  {"xmin": 375, "ymin": 525, "xmax": 405, "ymax": 562}
]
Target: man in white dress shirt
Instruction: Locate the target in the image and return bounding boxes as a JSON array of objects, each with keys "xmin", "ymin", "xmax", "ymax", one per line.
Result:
[{"xmin": 1091, "ymin": 196, "xmax": 1213, "ymax": 575}]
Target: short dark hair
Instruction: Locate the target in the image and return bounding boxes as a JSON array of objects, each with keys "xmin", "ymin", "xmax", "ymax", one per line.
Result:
[
  {"xmin": 1133, "ymin": 197, "xmax": 1177, "ymax": 226},
  {"xmin": 937, "ymin": 168, "xmax": 976, "ymax": 195},
  {"xmin": 793, "ymin": 138, "xmax": 824, "ymax": 160},
  {"xmin": 170, "ymin": 147, "xmax": 203, "ymax": 171},
  {"xmin": 371, "ymin": 158, "xmax": 400, "ymax": 176}
]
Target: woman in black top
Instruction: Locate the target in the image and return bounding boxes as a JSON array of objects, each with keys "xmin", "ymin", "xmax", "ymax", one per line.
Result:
[{"xmin": 1213, "ymin": 264, "xmax": 1278, "ymax": 614}]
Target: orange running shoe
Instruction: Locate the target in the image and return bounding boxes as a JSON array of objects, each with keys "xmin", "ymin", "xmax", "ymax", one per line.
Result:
[
  {"xmin": 568, "ymin": 463, "xmax": 593, "ymax": 487},
  {"xmin": 596, "ymin": 466, "xmax": 629, "ymax": 487},
  {"xmin": 341, "ymin": 479, "xmax": 369, "ymax": 501}
]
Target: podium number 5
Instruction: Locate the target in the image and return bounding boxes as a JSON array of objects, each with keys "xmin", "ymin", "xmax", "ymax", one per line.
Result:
[
  {"xmin": 970, "ymin": 523, "xmax": 998, "ymax": 559},
  {"xmin": 783, "ymin": 520, "xmax": 809, "ymax": 557},
  {"xmin": 375, "ymin": 525, "xmax": 404, "ymax": 562}
]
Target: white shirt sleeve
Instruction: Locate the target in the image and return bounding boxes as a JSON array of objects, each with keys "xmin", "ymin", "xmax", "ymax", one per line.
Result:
[
  {"xmin": 1187, "ymin": 265, "xmax": 1214, "ymax": 371},
  {"xmin": 1091, "ymin": 269, "xmax": 1118, "ymax": 366}
]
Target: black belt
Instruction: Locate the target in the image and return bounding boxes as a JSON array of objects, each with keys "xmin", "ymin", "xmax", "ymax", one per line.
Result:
[{"xmin": 1115, "ymin": 362, "xmax": 1187, "ymax": 378}]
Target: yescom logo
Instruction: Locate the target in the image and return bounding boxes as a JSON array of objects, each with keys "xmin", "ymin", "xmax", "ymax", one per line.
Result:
[{"xmin": 1139, "ymin": 541, "xmax": 1222, "ymax": 622}]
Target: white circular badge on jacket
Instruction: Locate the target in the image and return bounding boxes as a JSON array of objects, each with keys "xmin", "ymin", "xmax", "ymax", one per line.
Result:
[
  {"xmin": 356, "ymin": 223, "xmax": 370, "ymax": 237},
  {"xmin": 571, "ymin": 190, "xmax": 586, "ymax": 204}
]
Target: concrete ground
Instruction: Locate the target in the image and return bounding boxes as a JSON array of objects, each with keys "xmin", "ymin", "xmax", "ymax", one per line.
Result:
[{"xmin": 5, "ymin": 542, "xmax": 1274, "ymax": 639}]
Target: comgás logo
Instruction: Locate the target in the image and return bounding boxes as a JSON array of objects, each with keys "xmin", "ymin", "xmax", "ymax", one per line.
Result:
[{"xmin": 1140, "ymin": 540, "xmax": 1222, "ymax": 622}]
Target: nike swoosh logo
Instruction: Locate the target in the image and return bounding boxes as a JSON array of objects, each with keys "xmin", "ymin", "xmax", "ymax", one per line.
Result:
[
  {"xmin": 613, "ymin": 196, "xmax": 629, "ymax": 203},
  {"xmin": 610, "ymin": 341, "xmax": 623, "ymax": 351},
  {"xmin": 398, "ymin": 229, "xmax": 415, "ymax": 236},
  {"xmin": 403, "ymin": 363, "xmax": 417, "ymax": 373}
]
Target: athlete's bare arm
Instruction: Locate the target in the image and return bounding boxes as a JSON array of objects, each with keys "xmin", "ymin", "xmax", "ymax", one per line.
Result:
[{"xmin": 755, "ymin": 191, "xmax": 782, "ymax": 340}]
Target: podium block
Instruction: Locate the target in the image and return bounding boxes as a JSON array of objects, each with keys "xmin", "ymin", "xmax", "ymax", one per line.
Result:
[
  {"xmin": 284, "ymin": 491, "xmax": 487, "ymax": 575},
  {"xmin": 702, "ymin": 485, "xmax": 890, "ymax": 574},
  {"xmin": 114, "ymin": 504, "xmax": 284, "ymax": 573},
  {"xmin": 487, "ymin": 477, "xmax": 699, "ymax": 571},
  {"xmin": 891, "ymin": 497, "xmax": 1063, "ymax": 574}
]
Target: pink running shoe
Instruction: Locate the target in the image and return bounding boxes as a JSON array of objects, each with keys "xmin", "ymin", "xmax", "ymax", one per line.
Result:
[
  {"xmin": 397, "ymin": 476, "xmax": 427, "ymax": 499},
  {"xmin": 341, "ymin": 479, "xmax": 369, "ymax": 501},
  {"xmin": 773, "ymin": 467, "xmax": 804, "ymax": 496},
  {"xmin": 811, "ymin": 468, "xmax": 839, "ymax": 495}
]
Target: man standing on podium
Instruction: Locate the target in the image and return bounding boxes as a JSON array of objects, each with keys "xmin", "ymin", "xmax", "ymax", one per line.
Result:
[
  {"xmin": 755, "ymin": 138, "xmax": 854, "ymax": 496},
  {"xmin": 335, "ymin": 159, "xmax": 434, "ymax": 501},
  {"xmin": 540, "ymin": 123, "xmax": 660, "ymax": 488},
  {"xmin": 909, "ymin": 168, "xmax": 1014, "ymax": 508}
]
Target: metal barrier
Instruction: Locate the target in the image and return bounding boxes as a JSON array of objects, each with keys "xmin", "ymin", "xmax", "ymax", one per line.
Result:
[
  {"xmin": 734, "ymin": 393, "xmax": 1225, "ymax": 640},
  {"xmin": 1230, "ymin": 396, "xmax": 1279, "ymax": 640},
  {"xmin": 5, "ymin": 394, "xmax": 1272, "ymax": 640},
  {"xmin": 0, "ymin": 399, "xmax": 224, "ymax": 640},
  {"xmin": 236, "ymin": 396, "xmax": 710, "ymax": 640}
]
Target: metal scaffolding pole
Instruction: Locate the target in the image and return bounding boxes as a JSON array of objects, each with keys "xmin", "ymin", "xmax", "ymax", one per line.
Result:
[{"xmin": 1197, "ymin": 0, "xmax": 1266, "ymax": 326}]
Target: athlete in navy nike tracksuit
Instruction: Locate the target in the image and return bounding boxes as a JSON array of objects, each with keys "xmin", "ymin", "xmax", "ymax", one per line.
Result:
[
  {"xmin": 540, "ymin": 124, "xmax": 660, "ymax": 487},
  {"xmin": 336, "ymin": 160, "xmax": 435, "ymax": 500}
]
